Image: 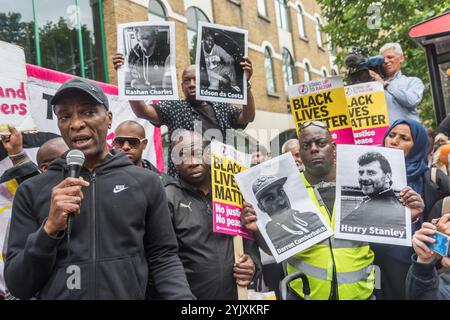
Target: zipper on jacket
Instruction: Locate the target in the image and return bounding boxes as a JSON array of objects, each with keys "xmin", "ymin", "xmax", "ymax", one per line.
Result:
[
  {"xmin": 315, "ymin": 187, "xmax": 339, "ymax": 300},
  {"xmin": 89, "ymin": 173, "xmax": 97, "ymax": 299},
  {"xmin": 327, "ymin": 237, "xmax": 339, "ymax": 300}
]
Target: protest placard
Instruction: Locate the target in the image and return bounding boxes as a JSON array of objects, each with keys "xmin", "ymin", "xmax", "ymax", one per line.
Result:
[
  {"xmin": 335, "ymin": 144, "xmax": 411, "ymax": 246},
  {"xmin": 235, "ymin": 153, "xmax": 333, "ymax": 263},
  {"xmin": 288, "ymin": 77, "xmax": 354, "ymax": 144},
  {"xmin": 345, "ymin": 81, "xmax": 390, "ymax": 145},
  {"xmin": 196, "ymin": 22, "xmax": 248, "ymax": 105},
  {"xmin": 211, "ymin": 140, "xmax": 252, "ymax": 239},
  {"xmin": 0, "ymin": 41, "xmax": 36, "ymax": 134},
  {"xmin": 117, "ymin": 21, "xmax": 178, "ymax": 101}
]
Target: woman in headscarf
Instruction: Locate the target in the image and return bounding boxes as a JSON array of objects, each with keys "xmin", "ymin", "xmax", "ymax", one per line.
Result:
[
  {"xmin": 371, "ymin": 119, "xmax": 446, "ymax": 300},
  {"xmin": 384, "ymin": 119, "xmax": 449, "ymax": 219}
]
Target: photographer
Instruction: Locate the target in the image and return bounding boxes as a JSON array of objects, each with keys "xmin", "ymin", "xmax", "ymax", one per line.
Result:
[
  {"xmin": 406, "ymin": 214, "xmax": 450, "ymax": 299},
  {"xmin": 369, "ymin": 43, "xmax": 424, "ymax": 124}
]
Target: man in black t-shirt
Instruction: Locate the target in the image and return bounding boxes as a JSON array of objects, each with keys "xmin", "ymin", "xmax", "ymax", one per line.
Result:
[{"xmin": 113, "ymin": 54, "xmax": 255, "ymax": 176}]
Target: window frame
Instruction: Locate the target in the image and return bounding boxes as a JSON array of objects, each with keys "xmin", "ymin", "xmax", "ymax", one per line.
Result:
[
  {"xmin": 315, "ymin": 16, "xmax": 323, "ymax": 49},
  {"xmin": 257, "ymin": 0, "xmax": 268, "ymax": 17},
  {"xmin": 185, "ymin": 6, "xmax": 211, "ymax": 64},
  {"xmin": 275, "ymin": 0, "xmax": 291, "ymax": 32},
  {"xmin": 304, "ymin": 61, "xmax": 311, "ymax": 82},
  {"xmin": 297, "ymin": 4, "xmax": 307, "ymax": 40},
  {"xmin": 264, "ymin": 46, "xmax": 277, "ymax": 94},
  {"xmin": 282, "ymin": 48, "xmax": 296, "ymax": 90},
  {"xmin": 148, "ymin": 0, "xmax": 167, "ymax": 21}
]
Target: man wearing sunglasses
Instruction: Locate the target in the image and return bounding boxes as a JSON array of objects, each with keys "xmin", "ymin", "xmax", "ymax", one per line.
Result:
[
  {"xmin": 112, "ymin": 120, "xmax": 149, "ymax": 168},
  {"xmin": 112, "ymin": 120, "xmax": 172, "ymax": 185}
]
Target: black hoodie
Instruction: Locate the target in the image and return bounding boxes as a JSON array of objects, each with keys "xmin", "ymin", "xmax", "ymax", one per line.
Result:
[
  {"xmin": 4, "ymin": 152, "xmax": 193, "ymax": 300},
  {"xmin": 164, "ymin": 178, "xmax": 261, "ymax": 300}
]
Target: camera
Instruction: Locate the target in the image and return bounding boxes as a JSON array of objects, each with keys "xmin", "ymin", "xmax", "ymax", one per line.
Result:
[{"xmin": 344, "ymin": 46, "xmax": 386, "ymax": 84}]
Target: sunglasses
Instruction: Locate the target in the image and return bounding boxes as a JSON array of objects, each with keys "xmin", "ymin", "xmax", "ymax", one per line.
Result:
[
  {"xmin": 299, "ymin": 121, "xmax": 328, "ymax": 131},
  {"xmin": 113, "ymin": 136, "xmax": 145, "ymax": 148}
]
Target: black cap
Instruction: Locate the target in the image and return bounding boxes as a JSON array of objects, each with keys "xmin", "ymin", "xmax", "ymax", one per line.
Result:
[{"xmin": 51, "ymin": 78, "xmax": 109, "ymax": 109}]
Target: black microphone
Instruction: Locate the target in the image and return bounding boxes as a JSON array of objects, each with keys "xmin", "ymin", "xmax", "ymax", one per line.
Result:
[
  {"xmin": 65, "ymin": 150, "xmax": 85, "ymax": 247},
  {"xmin": 66, "ymin": 149, "xmax": 85, "ymax": 178}
]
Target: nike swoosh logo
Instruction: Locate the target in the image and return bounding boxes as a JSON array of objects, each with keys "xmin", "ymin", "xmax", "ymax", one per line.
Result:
[{"xmin": 113, "ymin": 186, "xmax": 129, "ymax": 193}]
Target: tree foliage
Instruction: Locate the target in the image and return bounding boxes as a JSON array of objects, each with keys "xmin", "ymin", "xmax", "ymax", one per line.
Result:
[
  {"xmin": 0, "ymin": 12, "xmax": 36, "ymax": 64},
  {"xmin": 316, "ymin": 0, "xmax": 449, "ymax": 128},
  {"xmin": 0, "ymin": 12, "xmax": 98, "ymax": 79}
]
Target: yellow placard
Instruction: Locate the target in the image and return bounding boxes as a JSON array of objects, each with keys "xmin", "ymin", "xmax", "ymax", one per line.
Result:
[
  {"xmin": 287, "ymin": 77, "xmax": 353, "ymax": 144},
  {"xmin": 346, "ymin": 84, "xmax": 389, "ymax": 130},
  {"xmin": 211, "ymin": 154, "xmax": 246, "ymax": 207}
]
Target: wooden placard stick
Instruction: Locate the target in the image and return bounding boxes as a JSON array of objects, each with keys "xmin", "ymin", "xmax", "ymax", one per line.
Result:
[{"xmin": 233, "ymin": 235, "xmax": 248, "ymax": 300}]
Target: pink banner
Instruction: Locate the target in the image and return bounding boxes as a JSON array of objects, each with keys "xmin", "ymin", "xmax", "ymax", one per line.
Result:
[
  {"xmin": 213, "ymin": 201, "xmax": 253, "ymax": 239},
  {"xmin": 331, "ymin": 127, "xmax": 355, "ymax": 144},
  {"xmin": 353, "ymin": 126, "xmax": 389, "ymax": 146}
]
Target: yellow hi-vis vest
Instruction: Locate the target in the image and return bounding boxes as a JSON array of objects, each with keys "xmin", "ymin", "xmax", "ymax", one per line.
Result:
[{"xmin": 287, "ymin": 173, "xmax": 375, "ymax": 300}]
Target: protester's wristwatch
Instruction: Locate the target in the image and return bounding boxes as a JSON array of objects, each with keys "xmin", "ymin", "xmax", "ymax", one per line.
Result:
[{"xmin": 247, "ymin": 80, "xmax": 252, "ymax": 90}]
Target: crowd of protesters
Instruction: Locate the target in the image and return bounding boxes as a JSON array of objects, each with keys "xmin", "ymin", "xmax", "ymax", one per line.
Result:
[{"xmin": 0, "ymin": 38, "xmax": 449, "ymax": 301}]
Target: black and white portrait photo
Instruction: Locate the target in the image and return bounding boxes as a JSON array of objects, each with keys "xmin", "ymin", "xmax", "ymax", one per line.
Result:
[
  {"xmin": 117, "ymin": 21, "xmax": 178, "ymax": 100},
  {"xmin": 335, "ymin": 144, "xmax": 411, "ymax": 246},
  {"xmin": 195, "ymin": 22, "xmax": 248, "ymax": 105},
  {"xmin": 235, "ymin": 153, "xmax": 332, "ymax": 263}
]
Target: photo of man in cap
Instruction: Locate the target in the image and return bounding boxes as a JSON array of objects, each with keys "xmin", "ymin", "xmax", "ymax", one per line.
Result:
[{"xmin": 253, "ymin": 175, "xmax": 324, "ymax": 252}]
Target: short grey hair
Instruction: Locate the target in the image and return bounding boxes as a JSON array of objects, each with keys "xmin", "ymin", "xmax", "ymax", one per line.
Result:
[
  {"xmin": 379, "ymin": 42, "xmax": 403, "ymax": 56},
  {"xmin": 282, "ymin": 139, "xmax": 299, "ymax": 153}
]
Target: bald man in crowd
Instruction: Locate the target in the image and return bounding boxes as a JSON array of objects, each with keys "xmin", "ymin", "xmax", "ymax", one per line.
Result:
[{"xmin": 36, "ymin": 138, "xmax": 69, "ymax": 173}]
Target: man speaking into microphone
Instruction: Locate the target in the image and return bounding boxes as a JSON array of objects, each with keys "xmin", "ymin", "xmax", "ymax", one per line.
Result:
[{"xmin": 4, "ymin": 78, "xmax": 193, "ymax": 300}]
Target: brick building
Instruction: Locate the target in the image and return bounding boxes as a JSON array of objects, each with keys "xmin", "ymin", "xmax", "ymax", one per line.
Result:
[{"xmin": 1, "ymin": 0, "xmax": 337, "ymax": 153}]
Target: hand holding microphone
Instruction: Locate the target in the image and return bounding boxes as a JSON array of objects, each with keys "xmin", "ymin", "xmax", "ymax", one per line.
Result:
[{"xmin": 44, "ymin": 150, "xmax": 89, "ymax": 237}]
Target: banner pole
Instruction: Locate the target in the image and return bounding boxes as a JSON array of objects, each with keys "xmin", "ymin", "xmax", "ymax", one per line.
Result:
[{"xmin": 233, "ymin": 235, "xmax": 248, "ymax": 300}]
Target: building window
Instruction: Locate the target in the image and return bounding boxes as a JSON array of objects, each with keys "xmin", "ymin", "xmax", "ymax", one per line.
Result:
[
  {"xmin": 186, "ymin": 6, "xmax": 210, "ymax": 64},
  {"xmin": 304, "ymin": 62, "xmax": 311, "ymax": 82},
  {"xmin": 0, "ymin": 0, "xmax": 108, "ymax": 82},
  {"xmin": 257, "ymin": 0, "xmax": 267, "ymax": 17},
  {"xmin": 149, "ymin": 0, "xmax": 167, "ymax": 21},
  {"xmin": 264, "ymin": 47, "xmax": 276, "ymax": 94},
  {"xmin": 282, "ymin": 48, "xmax": 295, "ymax": 90},
  {"xmin": 297, "ymin": 5, "xmax": 306, "ymax": 38},
  {"xmin": 275, "ymin": 0, "xmax": 290, "ymax": 31},
  {"xmin": 331, "ymin": 68, "xmax": 338, "ymax": 76},
  {"xmin": 326, "ymin": 34, "xmax": 333, "ymax": 52},
  {"xmin": 322, "ymin": 68, "xmax": 328, "ymax": 77},
  {"xmin": 315, "ymin": 16, "xmax": 323, "ymax": 48}
]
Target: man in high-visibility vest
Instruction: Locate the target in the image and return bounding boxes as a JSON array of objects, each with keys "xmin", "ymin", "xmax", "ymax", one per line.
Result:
[{"xmin": 241, "ymin": 121, "xmax": 425, "ymax": 299}]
